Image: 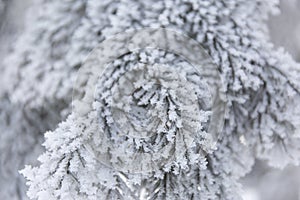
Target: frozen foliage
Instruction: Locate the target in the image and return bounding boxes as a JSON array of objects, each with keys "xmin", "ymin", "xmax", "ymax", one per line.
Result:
[
  {"xmin": 21, "ymin": 48, "xmax": 237, "ymax": 199},
  {"xmin": 0, "ymin": 0, "xmax": 65, "ymax": 199},
  {"xmin": 0, "ymin": 0, "xmax": 298, "ymax": 199},
  {"xmin": 1, "ymin": 0, "xmax": 86, "ymax": 107},
  {"xmin": 0, "ymin": 94, "xmax": 65, "ymax": 199}
]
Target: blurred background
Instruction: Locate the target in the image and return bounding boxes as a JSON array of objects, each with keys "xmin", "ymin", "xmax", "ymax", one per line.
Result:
[
  {"xmin": 0, "ymin": 0, "xmax": 300, "ymax": 199},
  {"xmin": 241, "ymin": 1, "xmax": 300, "ymax": 199}
]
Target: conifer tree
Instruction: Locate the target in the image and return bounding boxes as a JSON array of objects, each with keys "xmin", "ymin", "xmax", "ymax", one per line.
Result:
[{"xmin": 0, "ymin": 0, "xmax": 299, "ymax": 199}]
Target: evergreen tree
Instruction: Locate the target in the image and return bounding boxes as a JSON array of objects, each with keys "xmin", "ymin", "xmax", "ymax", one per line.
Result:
[{"xmin": 0, "ymin": 0, "xmax": 299, "ymax": 199}]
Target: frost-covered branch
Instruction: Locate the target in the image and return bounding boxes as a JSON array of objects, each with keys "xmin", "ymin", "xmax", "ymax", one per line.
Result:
[{"xmin": 0, "ymin": 0, "xmax": 299, "ymax": 199}]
